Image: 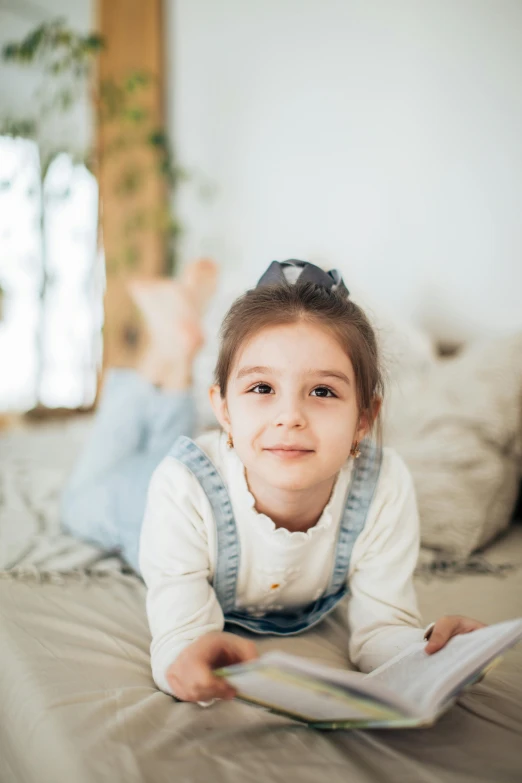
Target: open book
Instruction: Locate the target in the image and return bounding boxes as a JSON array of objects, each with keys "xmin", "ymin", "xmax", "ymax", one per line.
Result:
[{"xmin": 215, "ymin": 618, "xmax": 522, "ymax": 729}]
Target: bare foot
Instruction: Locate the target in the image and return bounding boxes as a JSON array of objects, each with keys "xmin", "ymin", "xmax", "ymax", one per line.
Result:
[
  {"xmin": 180, "ymin": 257, "xmax": 219, "ymax": 315},
  {"xmin": 129, "ymin": 259, "xmax": 219, "ymax": 390}
]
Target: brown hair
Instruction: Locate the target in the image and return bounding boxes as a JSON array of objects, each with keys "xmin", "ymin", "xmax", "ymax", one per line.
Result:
[{"xmin": 214, "ymin": 281, "xmax": 384, "ymax": 438}]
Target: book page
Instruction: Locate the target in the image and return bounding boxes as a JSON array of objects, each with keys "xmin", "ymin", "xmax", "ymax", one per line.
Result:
[
  {"xmin": 367, "ymin": 618, "xmax": 522, "ymax": 716},
  {"xmin": 267, "ymin": 653, "xmax": 415, "ymax": 715},
  {"xmin": 222, "ymin": 665, "xmax": 403, "ymax": 724}
]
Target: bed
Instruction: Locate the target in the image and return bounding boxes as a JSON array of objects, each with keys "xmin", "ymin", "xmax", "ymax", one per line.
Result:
[{"xmin": 1, "ymin": 413, "xmax": 522, "ymax": 783}]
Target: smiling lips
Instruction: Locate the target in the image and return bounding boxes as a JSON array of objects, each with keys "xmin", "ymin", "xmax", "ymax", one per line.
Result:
[{"xmin": 265, "ymin": 445, "xmax": 314, "ymax": 459}]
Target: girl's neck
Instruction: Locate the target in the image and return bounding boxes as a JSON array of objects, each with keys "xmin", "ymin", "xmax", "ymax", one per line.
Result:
[{"xmin": 245, "ymin": 470, "xmax": 337, "ymax": 533}]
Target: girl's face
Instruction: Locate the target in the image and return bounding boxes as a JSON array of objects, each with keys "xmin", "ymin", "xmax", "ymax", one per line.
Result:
[{"xmin": 210, "ymin": 320, "xmax": 369, "ymax": 493}]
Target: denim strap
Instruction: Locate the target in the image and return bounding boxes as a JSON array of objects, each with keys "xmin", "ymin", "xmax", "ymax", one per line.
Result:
[
  {"xmin": 325, "ymin": 438, "xmax": 383, "ymax": 597},
  {"xmin": 168, "ymin": 436, "xmax": 239, "ymax": 614}
]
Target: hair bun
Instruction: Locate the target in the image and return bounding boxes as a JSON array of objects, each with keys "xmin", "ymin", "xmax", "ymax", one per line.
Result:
[{"xmin": 255, "ymin": 259, "xmax": 349, "ymax": 297}]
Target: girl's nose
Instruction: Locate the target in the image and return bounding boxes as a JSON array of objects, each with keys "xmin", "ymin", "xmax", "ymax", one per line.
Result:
[{"xmin": 273, "ymin": 399, "xmax": 307, "ymax": 429}]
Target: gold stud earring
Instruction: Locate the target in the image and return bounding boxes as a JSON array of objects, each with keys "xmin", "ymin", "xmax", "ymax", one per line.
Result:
[
  {"xmin": 226, "ymin": 432, "xmax": 234, "ymax": 449},
  {"xmin": 350, "ymin": 440, "xmax": 361, "ymax": 459}
]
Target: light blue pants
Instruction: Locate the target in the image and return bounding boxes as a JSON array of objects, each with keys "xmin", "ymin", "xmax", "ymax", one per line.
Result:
[{"xmin": 61, "ymin": 369, "xmax": 196, "ymax": 573}]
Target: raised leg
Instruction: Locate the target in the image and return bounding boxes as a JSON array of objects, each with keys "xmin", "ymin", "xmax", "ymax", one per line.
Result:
[{"xmin": 61, "ymin": 259, "xmax": 219, "ymax": 572}]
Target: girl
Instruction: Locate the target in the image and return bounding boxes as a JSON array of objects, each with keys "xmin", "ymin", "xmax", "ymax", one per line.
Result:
[{"xmin": 62, "ymin": 258, "xmax": 485, "ymax": 703}]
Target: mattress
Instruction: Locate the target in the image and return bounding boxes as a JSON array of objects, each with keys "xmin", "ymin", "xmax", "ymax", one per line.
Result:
[
  {"xmin": 0, "ymin": 527, "xmax": 521, "ymax": 783},
  {"xmin": 1, "ymin": 419, "xmax": 522, "ymax": 783}
]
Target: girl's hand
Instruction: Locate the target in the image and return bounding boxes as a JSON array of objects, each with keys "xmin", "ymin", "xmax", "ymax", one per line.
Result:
[
  {"xmin": 166, "ymin": 631, "xmax": 259, "ymax": 703},
  {"xmin": 425, "ymin": 615, "xmax": 487, "ymax": 654}
]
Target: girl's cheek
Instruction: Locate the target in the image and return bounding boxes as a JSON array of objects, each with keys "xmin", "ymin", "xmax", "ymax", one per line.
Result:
[{"xmin": 239, "ymin": 395, "xmax": 271, "ymax": 412}]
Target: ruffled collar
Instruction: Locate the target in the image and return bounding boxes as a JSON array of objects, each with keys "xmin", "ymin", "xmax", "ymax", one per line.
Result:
[{"xmin": 224, "ymin": 436, "xmax": 354, "ymax": 544}]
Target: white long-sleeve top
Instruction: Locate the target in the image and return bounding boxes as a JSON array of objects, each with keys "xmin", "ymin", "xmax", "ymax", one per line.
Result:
[{"xmin": 139, "ymin": 429, "xmax": 426, "ymax": 696}]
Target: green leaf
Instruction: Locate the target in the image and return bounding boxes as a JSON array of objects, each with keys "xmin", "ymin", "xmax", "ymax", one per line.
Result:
[
  {"xmin": 2, "ymin": 43, "xmax": 19, "ymax": 60},
  {"xmin": 124, "ymin": 106, "xmax": 149, "ymax": 124},
  {"xmin": 84, "ymin": 34, "xmax": 105, "ymax": 52},
  {"xmin": 148, "ymin": 129, "xmax": 168, "ymax": 148},
  {"xmin": 124, "ymin": 71, "xmax": 151, "ymax": 93},
  {"xmin": 0, "ymin": 118, "xmax": 38, "ymax": 138}
]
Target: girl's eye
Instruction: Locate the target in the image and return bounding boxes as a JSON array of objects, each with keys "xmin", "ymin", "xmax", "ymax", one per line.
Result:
[
  {"xmin": 311, "ymin": 386, "xmax": 337, "ymax": 398},
  {"xmin": 248, "ymin": 384, "xmax": 337, "ymax": 397},
  {"xmin": 249, "ymin": 383, "xmax": 273, "ymax": 394}
]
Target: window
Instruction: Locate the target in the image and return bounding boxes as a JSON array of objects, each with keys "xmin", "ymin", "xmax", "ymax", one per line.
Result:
[{"xmin": 0, "ymin": 136, "xmax": 103, "ymax": 411}]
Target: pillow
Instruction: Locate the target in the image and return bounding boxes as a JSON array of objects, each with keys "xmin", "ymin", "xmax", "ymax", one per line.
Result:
[{"xmin": 384, "ymin": 334, "xmax": 522, "ymax": 558}]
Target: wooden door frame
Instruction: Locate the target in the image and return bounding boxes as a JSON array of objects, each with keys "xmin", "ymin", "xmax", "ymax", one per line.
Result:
[{"xmin": 96, "ymin": 0, "xmax": 168, "ymax": 376}]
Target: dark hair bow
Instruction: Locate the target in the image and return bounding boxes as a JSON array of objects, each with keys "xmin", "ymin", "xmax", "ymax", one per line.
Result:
[{"xmin": 255, "ymin": 259, "xmax": 350, "ymax": 297}]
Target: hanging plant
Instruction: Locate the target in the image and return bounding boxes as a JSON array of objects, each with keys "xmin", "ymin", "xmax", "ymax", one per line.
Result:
[{"xmin": 2, "ymin": 18, "xmax": 187, "ymax": 276}]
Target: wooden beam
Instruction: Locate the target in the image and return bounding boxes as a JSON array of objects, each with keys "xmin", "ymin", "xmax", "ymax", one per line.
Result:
[{"xmin": 96, "ymin": 0, "xmax": 167, "ymax": 370}]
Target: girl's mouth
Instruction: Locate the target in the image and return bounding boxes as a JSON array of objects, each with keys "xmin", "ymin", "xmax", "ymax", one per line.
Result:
[{"xmin": 265, "ymin": 448, "xmax": 314, "ymax": 459}]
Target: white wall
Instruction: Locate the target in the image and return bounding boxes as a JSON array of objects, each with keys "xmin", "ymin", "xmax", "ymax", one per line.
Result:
[{"xmin": 167, "ymin": 0, "xmax": 522, "ymax": 343}]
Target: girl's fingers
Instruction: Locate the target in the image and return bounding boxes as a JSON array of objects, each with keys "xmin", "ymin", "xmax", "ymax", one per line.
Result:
[
  {"xmin": 222, "ymin": 636, "xmax": 259, "ymax": 665},
  {"xmin": 185, "ymin": 661, "xmax": 237, "ymax": 702},
  {"xmin": 166, "ymin": 633, "xmax": 258, "ymax": 702},
  {"xmin": 197, "ymin": 679, "xmax": 236, "ymax": 702},
  {"xmin": 425, "ymin": 616, "xmax": 487, "ymax": 654},
  {"xmin": 168, "ymin": 674, "xmax": 234, "ymax": 702},
  {"xmin": 203, "ymin": 633, "xmax": 258, "ymax": 668},
  {"xmin": 425, "ymin": 618, "xmax": 455, "ymax": 653},
  {"xmin": 186, "ymin": 680, "xmax": 236, "ymax": 703}
]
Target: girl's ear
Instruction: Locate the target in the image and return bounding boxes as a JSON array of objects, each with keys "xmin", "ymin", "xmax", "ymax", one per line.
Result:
[
  {"xmin": 209, "ymin": 384, "xmax": 231, "ymax": 431},
  {"xmin": 356, "ymin": 397, "xmax": 382, "ymax": 440}
]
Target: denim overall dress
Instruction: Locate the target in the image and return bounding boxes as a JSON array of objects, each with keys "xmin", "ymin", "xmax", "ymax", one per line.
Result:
[{"xmin": 168, "ymin": 435, "xmax": 383, "ymax": 636}]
